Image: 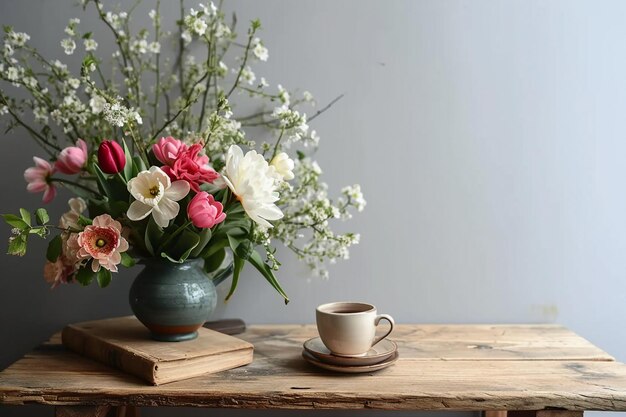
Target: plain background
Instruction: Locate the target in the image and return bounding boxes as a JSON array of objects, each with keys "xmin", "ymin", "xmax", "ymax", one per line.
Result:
[{"xmin": 1, "ymin": 1, "xmax": 626, "ymax": 416}]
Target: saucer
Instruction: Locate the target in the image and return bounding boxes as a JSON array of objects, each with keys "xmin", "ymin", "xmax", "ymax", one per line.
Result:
[
  {"xmin": 303, "ymin": 337, "xmax": 397, "ymax": 366},
  {"xmin": 302, "ymin": 350, "xmax": 399, "ymax": 374}
]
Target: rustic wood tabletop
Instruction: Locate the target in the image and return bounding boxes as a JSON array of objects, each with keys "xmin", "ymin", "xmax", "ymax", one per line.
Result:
[{"xmin": 1, "ymin": 324, "xmax": 626, "ymax": 417}]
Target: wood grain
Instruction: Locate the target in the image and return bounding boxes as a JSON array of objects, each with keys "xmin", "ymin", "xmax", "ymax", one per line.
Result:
[{"xmin": 1, "ymin": 324, "xmax": 624, "ymax": 411}]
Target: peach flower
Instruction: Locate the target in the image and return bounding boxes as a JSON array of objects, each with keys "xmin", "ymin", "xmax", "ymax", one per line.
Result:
[{"xmin": 77, "ymin": 214, "xmax": 129, "ymax": 272}]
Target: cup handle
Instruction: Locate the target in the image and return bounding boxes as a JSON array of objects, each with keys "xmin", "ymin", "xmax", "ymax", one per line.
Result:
[{"xmin": 372, "ymin": 314, "xmax": 395, "ymax": 347}]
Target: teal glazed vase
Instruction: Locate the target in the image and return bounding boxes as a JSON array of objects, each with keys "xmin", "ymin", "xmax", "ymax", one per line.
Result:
[{"xmin": 129, "ymin": 258, "xmax": 232, "ymax": 342}]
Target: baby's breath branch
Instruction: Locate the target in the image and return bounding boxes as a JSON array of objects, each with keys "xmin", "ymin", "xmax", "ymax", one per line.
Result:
[
  {"xmin": 152, "ymin": 0, "xmax": 161, "ymax": 133},
  {"xmin": 93, "ymin": 0, "xmax": 129, "ymax": 71},
  {"xmin": 151, "ymin": 71, "xmax": 210, "ymax": 141},
  {"xmin": 175, "ymin": 0, "xmax": 186, "ymax": 98},
  {"xmin": 226, "ymin": 21, "xmax": 258, "ymax": 99},
  {"xmin": 0, "ymin": 93, "xmax": 60, "ymax": 155},
  {"xmin": 271, "ymin": 128, "xmax": 285, "ymax": 161},
  {"xmin": 197, "ymin": 35, "xmax": 214, "ymax": 132},
  {"xmin": 307, "ymin": 93, "xmax": 345, "ymax": 124}
]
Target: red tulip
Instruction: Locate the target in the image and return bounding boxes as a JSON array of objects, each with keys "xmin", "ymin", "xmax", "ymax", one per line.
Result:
[{"xmin": 98, "ymin": 140, "xmax": 126, "ymax": 174}]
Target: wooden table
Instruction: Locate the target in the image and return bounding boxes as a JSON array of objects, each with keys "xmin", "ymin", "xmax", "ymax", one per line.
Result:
[{"xmin": 1, "ymin": 324, "xmax": 626, "ymax": 417}]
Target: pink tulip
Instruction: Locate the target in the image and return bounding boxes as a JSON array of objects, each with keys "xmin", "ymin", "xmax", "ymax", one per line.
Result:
[
  {"xmin": 152, "ymin": 136, "xmax": 188, "ymax": 166},
  {"xmin": 24, "ymin": 156, "xmax": 57, "ymax": 203},
  {"xmin": 97, "ymin": 140, "xmax": 126, "ymax": 174},
  {"xmin": 187, "ymin": 192, "xmax": 226, "ymax": 229},
  {"xmin": 55, "ymin": 139, "xmax": 88, "ymax": 175}
]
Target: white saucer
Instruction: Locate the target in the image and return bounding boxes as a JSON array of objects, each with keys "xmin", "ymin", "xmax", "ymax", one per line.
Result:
[
  {"xmin": 302, "ymin": 350, "xmax": 399, "ymax": 373},
  {"xmin": 303, "ymin": 337, "xmax": 397, "ymax": 366}
]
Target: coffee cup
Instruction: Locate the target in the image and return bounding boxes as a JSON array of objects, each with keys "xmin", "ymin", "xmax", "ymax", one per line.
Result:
[{"xmin": 316, "ymin": 301, "xmax": 395, "ymax": 357}]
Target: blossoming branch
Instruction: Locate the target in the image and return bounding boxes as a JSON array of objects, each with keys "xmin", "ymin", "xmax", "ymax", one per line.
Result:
[{"xmin": 0, "ymin": 0, "xmax": 365, "ymax": 299}]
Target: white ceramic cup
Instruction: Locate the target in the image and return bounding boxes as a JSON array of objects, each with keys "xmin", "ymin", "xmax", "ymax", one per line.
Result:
[{"xmin": 316, "ymin": 301, "xmax": 395, "ymax": 357}]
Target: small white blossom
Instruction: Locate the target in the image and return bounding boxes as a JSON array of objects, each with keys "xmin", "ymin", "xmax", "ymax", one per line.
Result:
[
  {"xmin": 252, "ymin": 38, "xmax": 269, "ymax": 61},
  {"xmin": 260, "ymin": 77, "xmax": 269, "ymax": 88},
  {"xmin": 181, "ymin": 30, "xmax": 192, "ymax": 45},
  {"xmin": 33, "ymin": 107, "xmax": 48, "ymax": 123},
  {"xmin": 61, "ymin": 38, "xmax": 76, "ymax": 55},
  {"xmin": 8, "ymin": 32, "xmax": 30, "ymax": 47},
  {"xmin": 341, "ymin": 185, "xmax": 366, "ymax": 212},
  {"xmin": 193, "ymin": 18, "xmax": 208, "ymax": 36},
  {"xmin": 67, "ymin": 78, "xmax": 80, "ymax": 90},
  {"xmin": 132, "ymin": 39, "xmax": 148, "ymax": 54},
  {"xmin": 277, "ymin": 84, "xmax": 290, "ymax": 105},
  {"xmin": 303, "ymin": 91, "xmax": 314, "ymax": 102},
  {"xmin": 3, "ymin": 43, "xmax": 14, "ymax": 57},
  {"xmin": 6, "ymin": 67, "xmax": 19, "ymax": 82},
  {"xmin": 148, "ymin": 41, "xmax": 161, "ymax": 54},
  {"xmin": 84, "ymin": 38, "xmax": 98, "ymax": 51},
  {"xmin": 89, "ymin": 95, "xmax": 106, "ymax": 114},
  {"xmin": 215, "ymin": 22, "xmax": 231, "ymax": 38},
  {"xmin": 64, "ymin": 26, "xmax": 75, "ymax": 36},
  {"xmin": 0, "ymin": 106, "xmax": 8, "ymax": 115},
  {"xmin": 24, "ymin": 76, "xmax": 38, "ymax": 88},
  {"xmin": 149, "ymin": 9, "xmax": 157, "ymax": 20},
  {"xmin": 241, "ymin": 66, "xmax": 255, "ymax": 85}
]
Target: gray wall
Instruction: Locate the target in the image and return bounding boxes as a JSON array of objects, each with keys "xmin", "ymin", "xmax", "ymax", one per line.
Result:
[{"xmin": 1, "ymin": 1, "xmax": 626, "ymax": 416}]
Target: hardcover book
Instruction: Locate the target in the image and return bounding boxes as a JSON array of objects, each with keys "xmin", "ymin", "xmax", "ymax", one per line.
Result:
[{"xmin": 61, "ymin": 316, "xmax": 254, "ymax": 385}]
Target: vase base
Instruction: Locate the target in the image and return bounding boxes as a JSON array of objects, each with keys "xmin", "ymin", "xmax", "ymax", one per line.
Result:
[{"xmin": 150, "ymin": 331, "xmax": 198, "ymax": 342}]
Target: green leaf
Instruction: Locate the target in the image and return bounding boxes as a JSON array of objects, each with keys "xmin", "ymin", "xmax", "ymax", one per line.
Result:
[
  {"xmin": 249, "ymin": 250, "xmax": 289, "ymax": 304},
  {"xmin": 296, "ymin": 150, "xmax": 306, "ymax": 160},
  {"xmin": 144, "ymin": 217, "xmax": 163, "ymax": 256},
  {"xmin": 121, "ymin": 139, "xmax": 133, "ymax": 181},
  {"xmin": 35, "ymin": 208, "xmax": 49, "ymax": 225},
  {"xmin": 29, "ymin": 227, "xmax": 48, "ymax": 237},
  {"xmin": 227, "ymin": 234, "xmax": 252, "ymax": 260},
  {"xmin": 2, "ymin": 214, "xmax": 28, "ymax": 230},
  {"xmin": 97, "ymin": 268, "xmax": 112, "ymax": 288},
  {"xmin": 190, "ymin": 227, "xmax": 212, "ymax": 258},
  {"xmin": 132, "ymin": 155, "xmax": 147, "ymax": 178},
  {"xmin": 161, "ymin": 229, "xmax": 200, "ymax": 263},
  {"xmin": 19, "ymin": 208, "xmax": 31, "ymax": 226},
  {"xmin": 46, "ymin": 232, "xmax": 60, "ymax": 255},
  {"xmin": 75, "ymin": 266, "xmax": 96, "ymax": 286},
  {"xmin": 77, "ymin": 215, "xmax": 93, "ymax": 227},
  {"xmin": 203, "ymin": 247, "xmax": 226, "ymax": 273},
  {"xmin": 82, "ymin": 31, "xmax": 92, "ymax": 39},
  {"xmin": 120, "ymin": 252, "xmax": 136, "ymax": 268},
  {"xmin": 199, "ymin": 238, "xmax": 229, "ymax": 259},
  {"xmin": 93, "ymin": 164, "xmax": 113, "ymax": 197},
  {"xmin": 7, "ymin": 235, "xmax": 27, "ymax": 256},
  {"xmin": 225, "ymin": 254, "xmax": 244, "ymax": 301}
]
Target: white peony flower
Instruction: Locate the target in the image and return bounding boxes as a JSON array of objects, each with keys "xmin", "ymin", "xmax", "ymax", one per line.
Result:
[
  {"xmin": 222, "ymin": 145, "xmax": 284, "ymax": 228},
  {"xmin": 127, "ymin": 167, "xmax": 190, "ymax": 228},
  {"xmin": 270, "ymin": 152, "xmax": 295, "ymax": 181}
]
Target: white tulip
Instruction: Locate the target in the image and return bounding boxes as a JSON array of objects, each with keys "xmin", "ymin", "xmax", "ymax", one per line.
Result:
[
  {"xmin": 127, "ymin": 167, "xmax": 190, "ymax": 228},
  {"xmin": 222, "ymin": 145, "xmax": 284, "ymax": 228}
]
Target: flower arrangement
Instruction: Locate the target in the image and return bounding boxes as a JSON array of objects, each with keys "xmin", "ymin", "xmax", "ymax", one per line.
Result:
[{"xmin": 0, "ymin": 1, "xmax": 365, "ymax": 302}]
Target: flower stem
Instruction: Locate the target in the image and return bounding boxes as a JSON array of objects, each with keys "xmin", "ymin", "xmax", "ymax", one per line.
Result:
[{"xmin": 50, "ymin": 178, "xmax": 99, "ymax": 196}]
